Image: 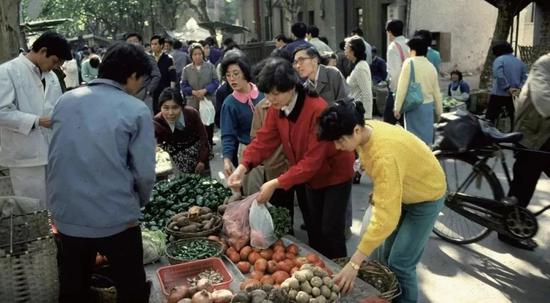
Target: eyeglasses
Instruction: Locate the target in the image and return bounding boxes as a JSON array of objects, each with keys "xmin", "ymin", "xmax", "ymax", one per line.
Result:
[
  {"xmin": 225, "ymin": 71, "xmax": 242, "ymax": 79},
  {"xmin": 292, "ymin": 57, "xmax": 313, "ymax": 66}
]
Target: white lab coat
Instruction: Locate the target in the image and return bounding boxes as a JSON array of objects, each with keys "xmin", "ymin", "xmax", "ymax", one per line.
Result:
[{"xmin": 0, "ymin": 54, "xmax": 61, "ymax": 167}]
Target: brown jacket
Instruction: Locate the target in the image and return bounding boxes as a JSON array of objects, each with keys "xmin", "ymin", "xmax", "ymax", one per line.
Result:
[{"xmin": 250, "ymin": 98, "xmax": 289, "ymax": 181}]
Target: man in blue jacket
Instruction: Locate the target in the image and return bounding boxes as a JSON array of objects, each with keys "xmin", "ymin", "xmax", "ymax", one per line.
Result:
[{"xmin": 47, "ymin": 42, "xmax": 156, "ymax": 303}]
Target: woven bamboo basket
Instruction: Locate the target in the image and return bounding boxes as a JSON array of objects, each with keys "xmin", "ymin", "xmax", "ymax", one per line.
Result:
[
  {"xmin": 333, "ymin": 258, "xmax": 401, "ymax": 301},
  {"xmin": 0, "ymin": 211, "xmax": 59, "ymax": 302}
]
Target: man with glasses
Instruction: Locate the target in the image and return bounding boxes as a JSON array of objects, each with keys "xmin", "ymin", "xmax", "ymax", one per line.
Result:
[{"xmin": 0, "ymin": 31, "xmax": 72, "ymax": 210}]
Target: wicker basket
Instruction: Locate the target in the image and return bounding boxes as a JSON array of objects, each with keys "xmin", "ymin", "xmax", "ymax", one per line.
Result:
[
  {"xmin": 165, "ymin": 238, "xmax": 224, "ymax": 265},
  {"xmin": 0, "ymin": 211, "xmax": 59, "ymax": 302},
  {"xmin": 333, "ymin": 258, "xmax": 401, "ymax": 301},
  {"xmin": 164, "ymin": 214, "xmax": 222, "ymax": 239}
]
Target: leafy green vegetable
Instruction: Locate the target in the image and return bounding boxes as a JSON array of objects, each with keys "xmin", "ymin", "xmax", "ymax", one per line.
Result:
[
  {"xmin": 141, "ymin": 174, "xmax": 231, "ymax": 230},
  {"xmin": 142, "ymin": 228, "xmax": 166, "ymax": 264},
  {"xmin": 268, "ymin": 206, "xmax": 292, "ymax": 238}
]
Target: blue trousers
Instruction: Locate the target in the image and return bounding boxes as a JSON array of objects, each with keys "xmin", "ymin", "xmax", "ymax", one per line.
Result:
[{"xmin": 373, "ymin": 196, "xmax": 444, "ymax": 303}]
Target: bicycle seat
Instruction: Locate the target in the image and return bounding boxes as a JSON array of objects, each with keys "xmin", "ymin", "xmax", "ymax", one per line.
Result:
[{"xmin": 480, "ymin": 124, "xmax": 523, "ymax": 144}]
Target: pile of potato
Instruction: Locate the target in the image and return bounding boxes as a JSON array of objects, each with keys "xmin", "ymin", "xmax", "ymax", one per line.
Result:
[{"xmin": 280, "ymin": 264, "xmax": 340, "ymax": 303}]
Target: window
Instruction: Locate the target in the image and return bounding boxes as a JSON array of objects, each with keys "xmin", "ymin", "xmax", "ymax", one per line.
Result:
[
  {"xmin": 309, "ymin": 10, "xmax": 315, "ymax": 25},
  {"xmin": 298, "ymin": 12, "xmax": 304, "ymax": 22},
  {"xmin": 356, "ymin": 8, "xmax": 364, "ymax": 27}
]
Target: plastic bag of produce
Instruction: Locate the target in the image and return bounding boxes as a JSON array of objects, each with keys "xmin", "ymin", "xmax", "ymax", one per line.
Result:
[
  {"xmin": 142, "ymin": 228, "xmax": 166, "ymax": 264},
  {"xmin": 222, "ymin": 193, "xmax": 258, "ymax": 251},
  {"xmin": 249, "ymin": 200, "xmax": 276, "ymax": 249}
]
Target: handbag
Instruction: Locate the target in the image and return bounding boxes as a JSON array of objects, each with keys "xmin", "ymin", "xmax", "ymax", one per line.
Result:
[{"xmin": 402, "ymin": 60, "xmax": 424, "ymax": 113}]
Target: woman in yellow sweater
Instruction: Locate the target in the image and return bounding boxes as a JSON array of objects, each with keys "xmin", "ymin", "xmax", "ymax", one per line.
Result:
[{"xmin": 318, "ymin": 101, "xmax": 446, "ymax": 303}]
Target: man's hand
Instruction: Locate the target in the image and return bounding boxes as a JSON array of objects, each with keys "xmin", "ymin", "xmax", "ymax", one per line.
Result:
[
  {"xmin": 227, "ymin": 164, "xmax": 247, "ymax": 191},
  {"xmin": 256, "ymin": 179, "xmax": 279, "ymax": 204},
  {"xmin": 38, "ymin": 117, "xmax": 52, "ymax": 128},
  {"xmin": 223, "ymin": 158, "xmax": 234, "ymax": 178},
  {"xmin": 195, "ymin": 162, "xmax": 205, "ymax": 174},
  {"xmin": 508, "ymin": 87, "xmax": 520, "ymax": 97}
]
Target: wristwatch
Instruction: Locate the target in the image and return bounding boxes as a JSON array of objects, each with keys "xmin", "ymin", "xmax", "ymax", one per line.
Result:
[{"xmin": 348, "ymin": 261, "xmax": 360, "ymax": 271}]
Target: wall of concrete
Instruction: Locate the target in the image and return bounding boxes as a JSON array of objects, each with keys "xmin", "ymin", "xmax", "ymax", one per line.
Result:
[{"xmin": 409, "ymin": 0, "xmax": 497, "ymax": 75}]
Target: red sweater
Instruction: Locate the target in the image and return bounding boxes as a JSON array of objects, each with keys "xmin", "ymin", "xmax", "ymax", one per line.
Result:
[{"xmin": 242, "ymin": 91, "xmax": 354, "ymax": 190}]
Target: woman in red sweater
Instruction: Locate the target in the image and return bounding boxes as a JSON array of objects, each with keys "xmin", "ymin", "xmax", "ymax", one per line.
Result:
[{"xmin": 227, "ymin": 57, "xmax": 354, "ymax": 258}]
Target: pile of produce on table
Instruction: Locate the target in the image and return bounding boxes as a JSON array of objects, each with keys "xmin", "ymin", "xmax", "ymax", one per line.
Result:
[
  {"xmin": 142, "ymin": 228, "xmax": 167, "ymax": 264},
  {"xmin": 442, "ymin": 97, "xmax": 462, "ymax": 112},
  {"xmin": 167, "ymin": 278, "xmax": 234, "ymax": 303},
  {"xmin": 267, "ymin": 207, "xmax": 292, "ymax": 239},
  {"xmin": 225, "ymin": 240, "xmax": 332, "ymax": 287},
  {"xmin": 167, "ymin": 206, "xmax": 222, "ymax": 235},
  {"xmin": 166, "ymin": 238, "xmax": 223, "ymax": 263},
  {"xmin": 142, "ymin": 174, "xmax": 231, "ymax": 230}
]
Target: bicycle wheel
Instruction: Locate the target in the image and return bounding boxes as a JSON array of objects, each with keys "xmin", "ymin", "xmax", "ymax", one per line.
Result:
[{"xmin": 433, "ymin": 154, "xmax": 504, "ymax": 244}]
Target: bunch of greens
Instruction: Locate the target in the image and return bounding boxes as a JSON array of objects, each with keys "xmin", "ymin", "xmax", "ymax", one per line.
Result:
[
  {"xmin": 268, "ymin": 206, "xmax": 292, "ymax": 239},
  {"xmin": 141, "ymin": 174, "xmax": 231, "ymax": 230}
]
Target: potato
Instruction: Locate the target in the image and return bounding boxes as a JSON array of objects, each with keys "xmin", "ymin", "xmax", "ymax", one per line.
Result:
[
  {"xmin": 287, "ymin": 277, "xmax": 300, "ymax": 290},
  {"xmin": 240, "ymin": 246, "xmax": 253, "ymax": 261},
  {"xmin": 300, "ymin": 281, "xmax": 312, "ymax": 294},
  {"xmin": 311, "ymin": 287, "xmax": 321, "ymax": 297},
  {"xmin": 317, "ymin": 296, "xmax": 327, "ymax": 303},
  {"xmin": 211, "ymin": 289, "xmax": 233, "ymax": 303},
  {"xmin": 240, "ymin": 279, "xmax": 261, "ymax": 292},
  {"xmin": 322, "ymin": 277, "xmax": 333, "ymax": 289},
  {"xmin": 249, "ymin": 289, "xmax": 268, "ymax": 303},
  {"xmin": 295, "ymin": 291, "xmax": 311, "ymax": 303},
  {"xmin": 309, "ymin": 298, "xmax": 319, "ymax": 303},
  {"xmin": 312, "ymin": 267, "xmax": 328, "ymax": 278},
  {"xmin": 320, "ymin": 285, "xmax": 331, "ymax": 298},
  {"xmin": 287, "ymin": 289, "xmax": 298, "ymax": 300},
  {"xmin": 294, "ymin": 270, "xmax": 308, "ymax": 282},
  {"xmin": 329, "ymin": 292, "xmax": 338, "ymax": 301},
  {"xmin": 310, "ymin": 277, "xmax": 323, "ymax": 288}
]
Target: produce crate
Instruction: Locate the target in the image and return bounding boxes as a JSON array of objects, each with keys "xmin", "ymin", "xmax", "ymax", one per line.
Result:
[
  {"xmin": 156, "ymin": 257, "xmax": 233, "ymax": 296},
  {"xmin": 0, "ymin": 211, "xmax": 59, "ymax": 302},
  {"xmin": 165, "ymin": 238, "xmax": 224, "ymax": 265}
]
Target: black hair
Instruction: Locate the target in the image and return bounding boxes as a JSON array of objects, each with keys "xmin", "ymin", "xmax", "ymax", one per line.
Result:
[
  {"xmin": 414, "ymin": 29, "xmax": 432, "ymax": 46},
  {"xmin": 158, "ymin": 87, "xmax": 185, "ymax": 107},
  {"xmin": 187, "ymin": 40, "xmax": 197, "ymax": 45},
  {"xmin": 31, "ymin": 31, "xmax": 72, "ymax": 60},
  {"xmin": 307, "ymin": 25, "xmax": 320, "ymax": 38},
  {"xmin": 450, "ymin": 70, "xmax": 463, "ymax": 81},
  {"xmin": 223, "ymin": 37, "xmax": 240, "ymax": 50},
  {"xmin": 220, "ymin": 54, "xmax": 252, "ymax": 82},
  {"xmin": 321, "ymin": 53, "xmax": 337, "ymax": 66},
  {"xmin": 189, "ymin": 43, "xmax": 205, "ymax": 58},
  {"xmin": 386, "ymin": 20, "xmax": 404, "ymax": 37},
  {"xmin": 97, "ymin": 42, "xmax": 152, "ymax": 84},
  {"xmin": 372, "ymin": 46, "xmax": 378, "ymax": 55},
  {"xmin": 347, "ymin": 37, "xmax": 367, "ymax": 62},
  {"xmin": 164, "ymin": 39, "xmax": 173, "ymax": 46},
  {"xmin": 256, "ymin": 57, "xmax": 302, "ymax": 93},
  {"xmin": 351, "ymin": 27, "xmax": 364, "ymax": 37},
  {"xmin": 291, "ymin": 22, "xmax": 308, "ymax": 39},
  {"xmin": 339, "ymin": 40, "xmax": 346, "ymax": 51},
  {"xmin": 293, "ymin": 45, "xmax": 321, "ymax": 62},
  {"xmin": 407, "ymin": 36, "xmax": 428, "ymax": 56},
  {"xmin": 491, "ymin": 41, "xmax": 514, "ymax": 57},
  {"xmin": 205, "ymin": 37, "xmax": 218, "ymax": 48},
  {"xmin": 124, "ymin": 32, "xmax": 142, "ymax": 42},
  {"xmin": 318, "ymin": 101, "xmax": 366, "ymax": 141},
  {"xmin": 275, "ymin": 34, "xmax": 292, "ymax": 44},
  {"xmin": 173, "ymin": 40, "xmax": 183, "ymax": 50},
  {"xmin": 89, "ymin": 57, "xmax": 100, "ymax": 68},
  {"xmin": 151, "ymin": 35, "xmax": 164, "ymax": 45}
]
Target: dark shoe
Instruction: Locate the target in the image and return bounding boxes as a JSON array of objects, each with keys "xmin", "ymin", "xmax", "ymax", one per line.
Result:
[
  {"xmin": 498, "ymin": 234, "xmax": 537, "ymax": 251},
  {"xmin": 353, "ymin": 172, "xmax": 361, "ymax": 184}
]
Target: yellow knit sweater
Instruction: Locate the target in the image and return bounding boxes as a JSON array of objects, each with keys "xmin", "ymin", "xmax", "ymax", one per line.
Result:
[{"xmin": 357, "ymin": 121, "xmax": 446, "ymax": 256}]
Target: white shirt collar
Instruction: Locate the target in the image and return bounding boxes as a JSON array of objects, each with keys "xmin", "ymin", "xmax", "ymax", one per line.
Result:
[
  {"xmin": 282, "ymin": 91, "xmax": 298, "ymax": 116},
  {"xmin": 19, "ymin": 53, "xmax": 44, "ymax": 79}
]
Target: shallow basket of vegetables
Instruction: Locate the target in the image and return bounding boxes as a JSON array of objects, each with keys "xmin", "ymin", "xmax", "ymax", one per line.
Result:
[
  {"xmin": 165, "ymin": 206, "xmax": 223, "ymax": 239},
  {"xmin": 165, "ymin": 237, "xmax": 224, "ymax": 265},
  {"xmin": 332, "ymin": 258, "xmax": 400, "ymax": 301}
]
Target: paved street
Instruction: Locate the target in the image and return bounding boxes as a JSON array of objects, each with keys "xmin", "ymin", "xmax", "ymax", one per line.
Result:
[{"xmin": 208, "ymin": 131, "xmax": 550, "ymax": 302}]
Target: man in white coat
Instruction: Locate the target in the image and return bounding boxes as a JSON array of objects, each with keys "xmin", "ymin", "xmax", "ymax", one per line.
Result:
[{"xmin": 0, "ymin": 31, "xmax": 72, "ymax": 210}]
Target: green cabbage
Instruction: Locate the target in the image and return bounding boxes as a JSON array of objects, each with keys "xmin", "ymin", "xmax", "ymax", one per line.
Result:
[{"xmin": 142, "ymin": 228, "xmax": 166, "ymax": 264}]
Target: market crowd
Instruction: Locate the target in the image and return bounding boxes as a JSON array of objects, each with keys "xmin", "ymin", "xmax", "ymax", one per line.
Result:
[{"xmin": 0, "ymin": 16, "xmax": 545, "ymax": 303}]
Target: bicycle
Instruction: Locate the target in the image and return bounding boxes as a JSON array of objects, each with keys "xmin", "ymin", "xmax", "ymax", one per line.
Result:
[{"xmin": 432, "ymin": 112, "xmax": 550, "ymax": 244}]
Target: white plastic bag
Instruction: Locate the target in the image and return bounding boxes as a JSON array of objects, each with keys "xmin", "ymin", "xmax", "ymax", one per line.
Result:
[
  {"xmin": 249, "ymin": 200, "xmax": 277, "ymax": 249},
  {"xmin": 199, "ymin": 98, "xmax": 216, "ymax": 125}
]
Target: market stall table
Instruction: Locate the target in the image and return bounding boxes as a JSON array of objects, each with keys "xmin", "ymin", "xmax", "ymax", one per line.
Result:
[{"xmin": 145, "ymin": 235, "xmax": 380, "ymax": 302}]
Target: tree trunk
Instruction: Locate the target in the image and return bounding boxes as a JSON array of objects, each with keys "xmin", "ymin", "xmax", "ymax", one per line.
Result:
[
  {"xmin": 0, "ymin": 0, "xmax": 21, "ymax": 64},
  {"xmin": 479, "ymin": 5, "xmax": 516, "ymax": 89}
]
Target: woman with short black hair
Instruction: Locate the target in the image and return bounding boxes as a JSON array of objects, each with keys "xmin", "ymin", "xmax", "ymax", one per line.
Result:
[
  {"xmin": 227, "ymin": 57, "xmax": 355, "ymax": 259},
  {"xmin": 154, "ymin": 87, "xmax": 210, "ymax": 175},
  {"xmin": 393, "ymin": 36, "xmax": 443, "ymax": 145},
  {"xmin": 345, "ymin": 36, "xmax": 373, "ymax": 118},
  {"xmin": 448, "ymin": 70, "xmax": 471, "ymax": 106}
]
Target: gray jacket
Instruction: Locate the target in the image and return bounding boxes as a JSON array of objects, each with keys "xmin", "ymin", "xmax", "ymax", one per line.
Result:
[
  {"xmin": 308, "ymin": 64, "xmax": 350, "ymax": 104},
  {"xmin": 134, "ymin": 54, "xmax": 161, "ymax": 111}
]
